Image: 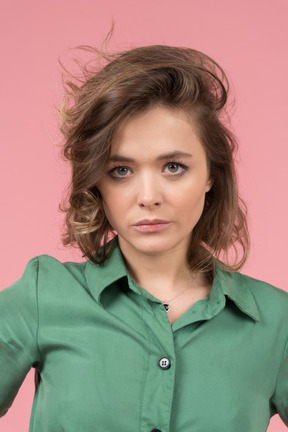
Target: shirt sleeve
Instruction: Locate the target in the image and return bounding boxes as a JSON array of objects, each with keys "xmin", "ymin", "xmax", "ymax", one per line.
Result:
[
  {"xmin": 0, "ymin": 257, "xmax": 41, "ymax": 417},
  {"xmin": 270, "ymin": 335, "xmax": 288, "ymax": 426}
]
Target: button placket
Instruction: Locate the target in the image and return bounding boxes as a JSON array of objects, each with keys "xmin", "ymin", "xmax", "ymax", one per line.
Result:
[{"xmin": 139, "ymin": 301, "xmax": 176, "ymax": 432}]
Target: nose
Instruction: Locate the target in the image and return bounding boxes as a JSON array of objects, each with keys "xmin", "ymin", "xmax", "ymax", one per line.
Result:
[{"xmin": 137, "ymin": 173, "xmax": 163, "ymax": 209}]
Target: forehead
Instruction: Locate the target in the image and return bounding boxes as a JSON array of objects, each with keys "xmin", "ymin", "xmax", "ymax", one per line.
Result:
[{"xmin": 110, "ymin": 106, "xmax": 205, "ymax": 159}]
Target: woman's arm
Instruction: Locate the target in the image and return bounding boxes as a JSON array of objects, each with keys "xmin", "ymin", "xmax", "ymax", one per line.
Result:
[
  {"xmin": 270, "ymin": 335, "xmax": 288, "ymax": 425},
  {"xmin": 0, "ymin": 258, "xmax": 41, "ymax": 417}
]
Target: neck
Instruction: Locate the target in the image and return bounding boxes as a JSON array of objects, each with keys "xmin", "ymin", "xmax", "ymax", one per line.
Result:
[{"xmin": 118, "ymin": 238, "xmax": 198, "ymax": 299}]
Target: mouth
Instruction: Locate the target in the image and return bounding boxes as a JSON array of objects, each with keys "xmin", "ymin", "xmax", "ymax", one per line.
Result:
[{"xmin": 133, "ymin": 219, "xmax": 172, "ymax": 233}]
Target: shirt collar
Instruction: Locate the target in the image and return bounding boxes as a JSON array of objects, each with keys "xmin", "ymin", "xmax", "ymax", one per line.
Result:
[
  {"xmin": 215, "ymin": 266, "xmax": 260, "ymax": 321},
  {"xmin": 85, "ymin": 238, "xmax": 128, "ymax": 303},
  {"xmin": 85, "ymin": 238, "xmax": 260, "ymax": 322}
]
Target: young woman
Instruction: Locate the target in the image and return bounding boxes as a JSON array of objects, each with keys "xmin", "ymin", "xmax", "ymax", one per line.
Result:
[{"xmin": 0, "ymin": 45, "xmax": 287, "ymax": 431}]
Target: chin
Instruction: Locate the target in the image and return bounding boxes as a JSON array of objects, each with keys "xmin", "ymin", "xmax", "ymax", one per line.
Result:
[{"xmin": 124, "ymin": 235, "xmax": 185, "ymax": 256}]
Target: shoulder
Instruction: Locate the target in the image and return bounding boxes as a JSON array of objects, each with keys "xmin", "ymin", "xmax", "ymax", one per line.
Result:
[
  {"xmin": 236, "ymin": 271, "xmax": 288, "ymax": 300},
  {"xmin": 3, "ymin": 255, "xmax": 90, "ymax": 293},
  {"xmin": 232, "ymin": 271, "xmax": 288, "ymax": 320},
  {"xmin": 31, "ymin": 254, "xmax": 89, "ymax": 287},
  {"xmin": 1, "ymin": 254, "xmax": 97, "ymax": 306},
  {"xmin": 36, "ymin": 254, "xmax": 87, "ymax": 272}
]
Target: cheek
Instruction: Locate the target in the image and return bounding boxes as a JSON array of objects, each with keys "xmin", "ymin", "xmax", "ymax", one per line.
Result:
[
  {"xmin": 101, "ymin": 200, "xmax": 117, "ymax": 230},
  {"xmin": 102, "ymin": 197, "xmax": 119, "ymax": 218},
  {"xmin": 101, "ymin": 183, "xmax": 135, "ymax": 213},
  {"xmin": 173, "ymin": 183, "xmax": 207, "ymax": 208},
  {"xmin": 101, "ymin": 188, "xmax": 129, "ymax": 227},
  {"xmin": 173, "ymin": 186, "xmax": 207, "ymax": 225}
]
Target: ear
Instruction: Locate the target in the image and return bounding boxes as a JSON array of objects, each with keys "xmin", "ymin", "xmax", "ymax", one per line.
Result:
[{"xmin": 205, "ymin": 178, "xmax": 213, "ymax": 193}]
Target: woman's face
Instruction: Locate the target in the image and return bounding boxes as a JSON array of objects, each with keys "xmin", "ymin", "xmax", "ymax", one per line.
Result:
[{"xmin": 97, "ymin": 106, "xmax": 212, "ymax": 259}]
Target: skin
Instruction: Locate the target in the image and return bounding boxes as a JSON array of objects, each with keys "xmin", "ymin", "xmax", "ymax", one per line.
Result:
[{"xmin": 97, "ymin": 106, "xmax": 212, "ymax": 302}]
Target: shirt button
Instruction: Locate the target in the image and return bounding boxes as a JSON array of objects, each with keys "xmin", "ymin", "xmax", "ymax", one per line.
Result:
[{"xmin": 158, "ymin": 357, "xmax": 171, "ymax": 370}]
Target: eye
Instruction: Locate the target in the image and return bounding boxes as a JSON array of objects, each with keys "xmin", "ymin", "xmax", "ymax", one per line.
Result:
[
  {"xmin": 163, "ymin": 162, "xmax": 188, "ymax": 175},
  {"xmin": 108, "ymin": 166, "xmax": 132, "ymax": 178}
]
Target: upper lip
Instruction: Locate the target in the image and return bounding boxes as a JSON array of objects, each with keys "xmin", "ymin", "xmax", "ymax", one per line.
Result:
[{"xmin": 134, "ymin": 219, "xmax": 170, "ymax": 226}]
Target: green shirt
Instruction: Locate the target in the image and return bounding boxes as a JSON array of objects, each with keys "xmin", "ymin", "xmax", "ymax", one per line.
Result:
[{"xmin": 0, "ymin": 238, "xmax": 288, "ymax": 431}]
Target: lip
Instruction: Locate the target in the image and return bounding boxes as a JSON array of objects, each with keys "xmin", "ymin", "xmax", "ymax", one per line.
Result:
[
  {"xmin": 133, "ymin": 219, "xmax": 172, "ymax": 233},
  {"xmin": 134, "ymin": 219, "xmax": 170, "ymax": 226}
]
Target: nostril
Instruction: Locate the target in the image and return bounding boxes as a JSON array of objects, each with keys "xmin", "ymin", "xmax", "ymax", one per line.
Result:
[{"xmin": 138, "ymin": 201, "xmax": 161, "ymax": 208}]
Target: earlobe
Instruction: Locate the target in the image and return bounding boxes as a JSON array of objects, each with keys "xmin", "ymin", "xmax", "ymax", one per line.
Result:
[{"xmin": 205, "ymin": 179, "xmax": 213, "ymax": 193}]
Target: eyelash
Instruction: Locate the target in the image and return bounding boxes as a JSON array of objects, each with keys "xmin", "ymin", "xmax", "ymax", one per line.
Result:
[{"xmin": 108, "ymin": 161, "xmax": 189, "ymax": 179}]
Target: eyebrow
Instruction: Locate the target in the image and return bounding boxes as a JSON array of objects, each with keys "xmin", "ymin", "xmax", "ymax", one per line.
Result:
[{"xmin": 108, "ymin": 151, "xmax": 193, "ymax": 163}]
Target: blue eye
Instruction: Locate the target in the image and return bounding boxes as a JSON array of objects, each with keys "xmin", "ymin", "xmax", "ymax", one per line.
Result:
[
  {"xmin": 108, "ymin": 162, "xmax": 188, "ymax": 179},
  {"xmin": 164, "ymin": 162, "xmax": 187, "ymax": 175},
  {"xmin": 109, "ymin": 166, "xmax": 131, "ymax": 178}
]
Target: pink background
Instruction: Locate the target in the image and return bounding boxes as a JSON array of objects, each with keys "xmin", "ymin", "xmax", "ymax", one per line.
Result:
[{"xmin": 1, "ymin": 0, "xmax": 287, "ymax": 430}]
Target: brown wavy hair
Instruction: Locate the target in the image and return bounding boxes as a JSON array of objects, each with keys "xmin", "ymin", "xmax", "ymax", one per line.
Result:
[{"xmin": 60, "ymin": 43, "xmax": 250, "ymax": 273}]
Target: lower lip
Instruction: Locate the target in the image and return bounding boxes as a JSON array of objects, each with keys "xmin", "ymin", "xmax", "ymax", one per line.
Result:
[{"xmin": 133, "ymin": 223, "xmax": 172, "ymax": 233}]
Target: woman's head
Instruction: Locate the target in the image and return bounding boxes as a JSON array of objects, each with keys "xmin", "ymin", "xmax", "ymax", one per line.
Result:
[
  {"xmin": 97, "ymin": 105, "xmax": 213, "ymax": 265},
  {"xmin": 60, "ymin": 44, "xmax": 249, "ymax": 273}
]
